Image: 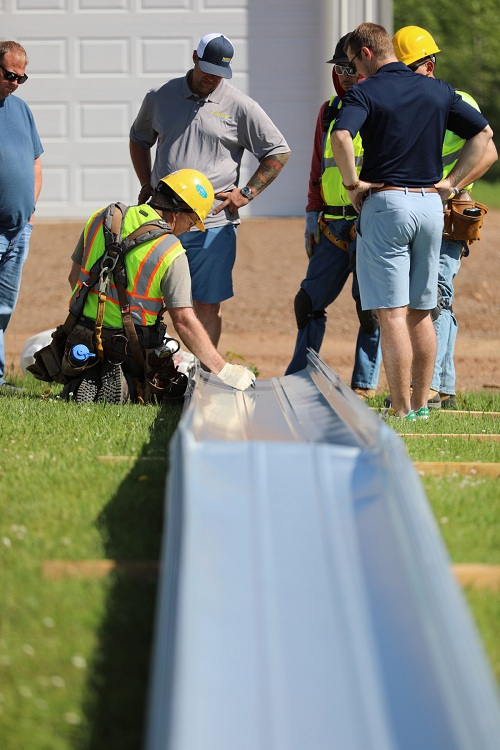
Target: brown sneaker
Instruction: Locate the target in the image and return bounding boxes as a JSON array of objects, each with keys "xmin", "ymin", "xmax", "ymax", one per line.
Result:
[
  {"xmin": 352, "ymin": 388, "xmax": 376, "ymax": 401},
  {"xmin": 427, "ymin": 389, "xmax": 442, "ymax": 409}
]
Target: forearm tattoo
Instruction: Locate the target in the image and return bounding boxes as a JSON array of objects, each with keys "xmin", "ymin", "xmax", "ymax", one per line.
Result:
[{"xmin": 248, "ymin": 152, "xmax": 290, "ymax": 195}]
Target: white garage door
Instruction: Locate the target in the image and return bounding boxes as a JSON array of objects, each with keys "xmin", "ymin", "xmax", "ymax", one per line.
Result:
[
  {"xmin": 2, "ymin": 0, "xmax": 251, "ymax": 218},
  {"xmin": 1, "ymin": 1, "xmax": 392, "ymax": 219}
]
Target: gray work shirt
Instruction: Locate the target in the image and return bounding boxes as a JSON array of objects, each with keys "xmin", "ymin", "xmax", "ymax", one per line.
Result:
[{"xmin": 130, "ymin": 72, "xmax": 290, "ymax": 229}]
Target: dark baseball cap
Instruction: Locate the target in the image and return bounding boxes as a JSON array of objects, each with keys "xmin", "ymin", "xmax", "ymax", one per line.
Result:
[
  {"xmin": 196, "ymin": 33, "xmax": 234, "ymax": 79},
  {"xmin": 326, "ymin": 33, "xmax": 352, "ymax": 64}
]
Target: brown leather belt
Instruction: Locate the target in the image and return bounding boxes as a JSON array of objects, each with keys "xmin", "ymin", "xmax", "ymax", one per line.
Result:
[
  {"xmin": 318, "ymin": 217, "xmax": 352, "ymax": 252},
  {"xmin": 369, "ymin": 186, "xmax": 438, "ymax": 195}
]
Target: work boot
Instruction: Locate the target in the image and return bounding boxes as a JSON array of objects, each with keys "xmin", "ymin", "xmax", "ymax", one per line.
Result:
[
  {"xmin": 97, "ymin": 362, "xmax": 129, "ymax": 404},
  {"xmin": 0, "ymin": 380, "xmax": 24, "ymax": 395},
  {"xmin": 427, "ymin": 389, "xmax": 442, "ymax": 409},
  {"xmin": 352, "ymin": 387, "xmax": 376, "ymax": 401},
  {"xmin": 74, "ymin": 375, "xmax": 99, "ymax": 403},
  {"xmin": 440, "ymin": 393, "xmax": 457, "ymax": 410}
]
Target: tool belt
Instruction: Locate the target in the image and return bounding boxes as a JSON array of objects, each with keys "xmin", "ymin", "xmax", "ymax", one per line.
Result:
[
  {"xmin": 28, "ymin": 319, "xmax": 166, "ymax": 385},
  {"xmin": 443, "ymin": 197, "xmax": 488, "ymax": 243},
  {"xmin": 28, "ymin": 319, "xmax": 187, "ymax": 404},
  {"xmin": 319, "ymin": 216, "xmax": 356, "ymax": 252}
]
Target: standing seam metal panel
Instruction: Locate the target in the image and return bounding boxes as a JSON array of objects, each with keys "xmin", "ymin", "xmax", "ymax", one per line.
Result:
[{"xmin": 145, "ymin": 353, "xmax": 500, "ymax": 750}]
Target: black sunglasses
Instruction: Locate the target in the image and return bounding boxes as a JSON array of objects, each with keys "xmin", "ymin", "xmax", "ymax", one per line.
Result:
[
  {"xmin": 348, "ymin": 49, "xmax": 362, "ymax": 71},
  {"xmin": 0, "ymin": 64, "xmax": 28, "ymax": 85}
]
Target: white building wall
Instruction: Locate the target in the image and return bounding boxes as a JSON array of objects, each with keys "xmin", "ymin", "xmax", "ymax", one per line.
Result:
[{"xmin": 0, "ymin": 0, "xmax": 392, "ymax": 218}]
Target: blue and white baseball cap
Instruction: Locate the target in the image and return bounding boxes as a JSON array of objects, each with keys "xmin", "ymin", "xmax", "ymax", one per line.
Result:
[{"xmin": 196, "ymin": 33, "xmax": 234, "ymax": 79}]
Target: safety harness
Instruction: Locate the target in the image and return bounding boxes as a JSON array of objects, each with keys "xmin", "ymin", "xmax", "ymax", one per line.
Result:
[
  {"xmin": 28, "ymin": 203, "xmax": 172, "ymax": 386},
  {"xmin": 70, "ymin": 202, "xmax": 171, "ymax": 368},
  {"xmin": 319, "ymin": 96, "xmax": 358, "ymax": 253}
]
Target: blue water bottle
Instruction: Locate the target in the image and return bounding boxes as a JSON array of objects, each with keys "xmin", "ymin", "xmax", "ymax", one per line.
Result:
[{"xmin": 67, "ymin": 344, "xmax": 96, "ymax": 368}]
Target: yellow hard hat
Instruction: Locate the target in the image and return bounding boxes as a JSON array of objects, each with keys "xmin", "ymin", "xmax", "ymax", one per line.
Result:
[
  {"xmin": 156, "ymin": 169, "xmax": 214, "ymax": 231},
  {"xmin": 392, "ymin": 26, "xmax": 440, "ymax": 66}
]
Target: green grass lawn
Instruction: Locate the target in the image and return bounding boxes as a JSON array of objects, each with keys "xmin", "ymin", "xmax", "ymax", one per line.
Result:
[
  {"xmin": 0, "ymin": 380, "xmax": 181, "ymax": 750},
  {"xmin": 1, "ymin": 378, "xmax": 499, "ymax": 748}
]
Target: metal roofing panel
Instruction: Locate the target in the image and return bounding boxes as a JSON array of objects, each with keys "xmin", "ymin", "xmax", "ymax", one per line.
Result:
[{"xmin": 146, "ymin": 352, "xmax": 500, "ymax": 750}]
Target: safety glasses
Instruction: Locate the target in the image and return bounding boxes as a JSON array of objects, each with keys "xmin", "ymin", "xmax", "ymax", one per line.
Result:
[
  {"xmin": 408, "ymin": 55, "xmax": 436, "ymax": 72},
  {"xmin": 0, "ymin": 63, "xmax": 28, "ymax": 84},
  {"xmin": 184, "ymin": 213, "xmax": 198, "ymax": 229},
  {"xmin": 334, "ymin": 64, "xmax": 357, "ymax": 77}
]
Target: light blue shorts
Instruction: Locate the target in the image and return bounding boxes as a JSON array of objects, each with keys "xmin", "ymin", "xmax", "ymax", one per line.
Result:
[
  {"xmin": 179, "ymin": 224, "xmax": 237, "ymax": 303},
  {"xmin": 356, "ymin": 189, "xmax": 444, "ymax": 311}
]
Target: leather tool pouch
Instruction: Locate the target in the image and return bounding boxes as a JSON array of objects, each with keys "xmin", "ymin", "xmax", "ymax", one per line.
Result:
[
  {"xmin": 143, "ymin": 348, "xmax": 188, "ymax": 403},
  {"xmin": 443, "ymin": 199, "xmax": 488, "ymax": 243},
  {"xmin": 61, "ymin": 325, "xmax": 98, "ymax": 377},
  {"xmin": 27, "ymin": 326, "xmax": 69, "ymax": 384}
]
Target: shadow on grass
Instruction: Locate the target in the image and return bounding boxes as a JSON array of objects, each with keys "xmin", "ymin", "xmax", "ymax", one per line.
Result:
[{"xmin": 76, "ymin": 402, "xmax": 182, "ymax": 750}]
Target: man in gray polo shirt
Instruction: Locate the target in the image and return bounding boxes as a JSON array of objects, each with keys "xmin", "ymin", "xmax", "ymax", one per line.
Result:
[{"xmin": 130, "ymin": 32, "xmax": 291, "ymax": 346}]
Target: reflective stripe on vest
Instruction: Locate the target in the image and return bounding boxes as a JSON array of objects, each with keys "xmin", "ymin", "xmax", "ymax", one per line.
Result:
[
  {"xmin": 321, "ymin": 96, "xmax": 363, "ymax": 218},
  {"xmin": 442, "ymin": 90, "xmax": 480, "ymax": 191},
  {"xmin": 70, "ymin": 204, "xmax": 184, "ymax": 328}
]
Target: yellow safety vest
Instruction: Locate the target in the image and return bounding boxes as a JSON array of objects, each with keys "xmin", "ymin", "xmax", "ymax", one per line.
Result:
[
  {"xmin": 442, "ymin": 90, "xmax": 480, "ymax": 191},
  {"xmin": 70, "ymin": 204, "xmax": 185, "ymax": 328},
  {"xmin": 321, "ymin": 96, "xmax": 363, "ymax": 219}
]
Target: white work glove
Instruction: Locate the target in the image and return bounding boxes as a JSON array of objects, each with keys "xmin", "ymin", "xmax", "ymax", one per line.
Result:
[
  {"xmin": 305, "ymin": 211, "xmax": 321, "ymax": 258},
  {"xmin": 217, "ymin": 362, "xmax": 256, "ymax": 391}
]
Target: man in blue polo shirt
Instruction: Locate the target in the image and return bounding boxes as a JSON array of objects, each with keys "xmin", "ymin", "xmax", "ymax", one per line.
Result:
[
  {"xmin": 331, "ymin": 22, "xmax": 492, "ymax": 422},
  {"xmin": 393, "ymin": 26, "xmax": 497, "ymax": 411},
  {"xmin": 0, "ymin": 41, "xmax": 43, "ymax": 394}
]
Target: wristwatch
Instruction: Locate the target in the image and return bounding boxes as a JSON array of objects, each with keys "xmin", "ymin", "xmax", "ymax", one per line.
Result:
[
  {"xmin": 342, "ymin": 180, "xmax": 360, "ymax": 191},
  {"xmin": 240, "ymin": 186, "xmax": 253, "ymax": 201}
]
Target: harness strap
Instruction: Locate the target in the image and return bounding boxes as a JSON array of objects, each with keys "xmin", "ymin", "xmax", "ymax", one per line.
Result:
[
  {"xmin": 95, "ymin": 292, "xmax": 106, "ymax": 361},
  {"xmin": 318, "ymin": 216, "xmax": 353, "ymax": 253},
  {"xmin": 99, "ymin": 204, "xmax": 170, "ymax": 369},
  {"xmin": 60, "ymin": 311, "xmax": 79, "ymax": 337},
  {"xmin": 122, "ymin": 220, "xmax": 171, "ymax": 251},
  {"xmin": 322, "ymin": 97, "xmax": 341, "ymax": 132},
  {"xmin": 323, "ymin": 204, "xmax": 358, "ymax": 218},
  {"xmin": 115, "ymin": 279, "xmax": 145, "ymax": 369},
  {"xmin": 93, "ymin": 204, "xmax": 126, "ymax": 362}
]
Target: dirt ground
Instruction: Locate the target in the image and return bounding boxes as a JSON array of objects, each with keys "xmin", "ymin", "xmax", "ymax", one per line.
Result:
[{"xmin": 5, "ymin": 213, "xmax": 500, "ymax": 393}]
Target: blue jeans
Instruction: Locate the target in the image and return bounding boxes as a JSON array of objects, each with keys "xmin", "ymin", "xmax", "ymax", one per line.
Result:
[
  {"xmin": 0, "ymin": 223, "xmax": 33, "ymax": 381},
  {"xmin": 286, "ymin": 217, "xmax": 382, "ymax": 389},
  {"xmin": 430, "ymin": 239, "xmax": 463, "ymax": 396}
]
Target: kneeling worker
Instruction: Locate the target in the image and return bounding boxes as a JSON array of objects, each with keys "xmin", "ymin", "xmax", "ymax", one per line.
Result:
[{"xmin": 30, "ymin": 169, "xmax": 255, "ymax": 402}]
